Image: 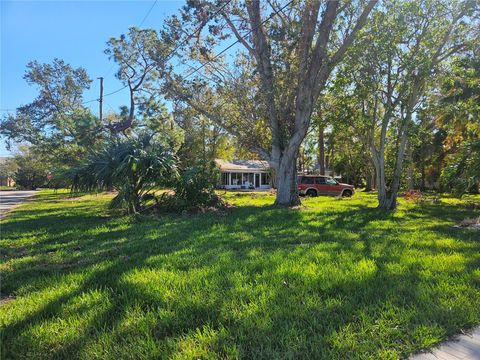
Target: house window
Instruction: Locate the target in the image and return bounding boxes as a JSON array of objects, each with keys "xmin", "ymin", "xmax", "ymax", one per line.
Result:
[
  {"xmin": 301, "ymin": 176, "xmax": 314, "ymax": 184},
  {"xmin": 261, "ymin": 173, "xmax": 270, "ymax": 185}
]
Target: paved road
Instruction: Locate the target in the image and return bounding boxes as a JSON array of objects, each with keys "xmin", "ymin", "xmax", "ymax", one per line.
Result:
[
  {"xmin": 410, "ymin": 327, "xmax": 480, "ymax": 360},
  {"xmin": 0, "ymin": 190, "xmax": 37, "ymax": 219}
]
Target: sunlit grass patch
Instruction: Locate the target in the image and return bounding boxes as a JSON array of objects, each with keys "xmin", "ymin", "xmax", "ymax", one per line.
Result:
[{"xmin": 0, "ymin": 190, "xmax": 479, "ymax": 359}]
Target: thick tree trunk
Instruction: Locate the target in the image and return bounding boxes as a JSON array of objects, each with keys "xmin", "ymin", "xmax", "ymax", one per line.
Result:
[
  {"xmin": 376, "ymin": 116, "xmax": 410, "ymax": 210},
  {"xmin": 378, "ymin": 191, "xmax": 398, "ymax": 210},
  {"xmin": 372, "ymin": 144, "xmax": 397, "ymax": 210},
  {"xmin": 274, "ymin": 155, "xmax": 301, "ymax": 206},
  {"xmin": 318, "ymin": 127, "xmax": 325, "ymax": 175},
  {"xmin": 272, "ymin": 129, "xmax": 304, "ymax": 207},
  {"xmin": 376, "ymin": 163, "xmax": 397, "ymax": 210},
  {"xmin": 375, "ymin": 155, "xmax": 390, "ymax": 209},
  {"xmin": 406, "ymin": 140, "xmax": 414, "ymax": 189},
  {"xmin": 365, "ymin": 168, "xmax": 373, "ymax": 191}
]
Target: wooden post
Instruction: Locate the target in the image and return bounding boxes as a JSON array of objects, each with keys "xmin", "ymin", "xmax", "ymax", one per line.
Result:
[{"xmin": 98, "ymin": 77, "xmax": 104, "ymax": 122}]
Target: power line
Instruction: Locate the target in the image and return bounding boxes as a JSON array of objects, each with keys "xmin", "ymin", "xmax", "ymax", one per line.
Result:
[
  {"xmin": 178, "ymin": 0, "xmax": 295, "ymax": 121},
  {"xmin": 102, "ymin": 0, "xmax": 159, "ymax": 79},
  {"xmin": 139, "ymin": 0, "xmax": 158, "ymax": 28},
  {"xmin": 103, "ymin": 85, "xmax": 129, "ymax": 98},
  {"xmin": 163, "ymin": 0, "xmax": 234, "ymax": 63},
  {"xmin": 83, "ymin": 0, "xmax": 290, "ymax": 108},
  {"xmin": 183, "ymin": 0, "xmax": 294, "ymax": 80},
  {"xmin": 82, "ymin": 0, "xmax": 233, "ymax": 108}
]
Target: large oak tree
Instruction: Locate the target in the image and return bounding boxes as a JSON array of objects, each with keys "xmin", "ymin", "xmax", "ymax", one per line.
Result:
[{"xmin": 167, "ymin": 0, "xmax": 377, "ymax": 205}]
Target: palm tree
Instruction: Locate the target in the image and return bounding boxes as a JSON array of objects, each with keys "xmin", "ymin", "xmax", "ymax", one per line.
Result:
[{"xmin": 69, "ymin": 133, "xmax": 177, "ymax": 214}]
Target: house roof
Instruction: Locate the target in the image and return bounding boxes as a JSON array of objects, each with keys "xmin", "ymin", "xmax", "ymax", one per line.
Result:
[{"xmin": 215, "ymin": 159, "xmax": 270, "ymax": 172}]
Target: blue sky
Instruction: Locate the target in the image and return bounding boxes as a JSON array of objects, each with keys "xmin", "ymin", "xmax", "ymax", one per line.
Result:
[{"xmin": 0, "ymin": 0, "xmax": 184, "ymax": 156}]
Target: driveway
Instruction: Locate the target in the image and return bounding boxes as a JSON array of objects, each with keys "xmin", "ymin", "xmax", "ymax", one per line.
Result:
[
  {"xmin": 410, "ymin": 327, "xmax": 480, "ymax": 359},
  {"xmin": 0, "ymin": 190, "xmax": 37, "ymax": 219}
]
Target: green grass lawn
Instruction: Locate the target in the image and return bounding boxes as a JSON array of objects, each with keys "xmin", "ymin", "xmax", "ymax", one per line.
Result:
[{"xmin": 1, "ymin": 190, "xmax": 479, "ymax": 359}]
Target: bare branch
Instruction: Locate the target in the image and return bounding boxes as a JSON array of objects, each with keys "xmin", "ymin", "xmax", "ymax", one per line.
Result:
[{"xmin": 329, "ymin": 0, "xmax": 378, "ymax": 66}]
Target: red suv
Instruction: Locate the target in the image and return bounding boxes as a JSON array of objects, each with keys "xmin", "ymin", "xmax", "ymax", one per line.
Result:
[{"xmin": 298, "ymin": 175, "xmax": 354, "ymax": 197}]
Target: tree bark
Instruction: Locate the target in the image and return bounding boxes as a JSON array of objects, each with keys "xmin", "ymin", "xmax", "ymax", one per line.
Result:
[
  {"xmin": 365, "ymin": 167, "xmax": 373, "ymax": 191},
  {"xmin": 371, "ymin": 130, "xmax": 394, "ymax": 210},
  {"xmin": 407, "ymin": 140, "xmax": 414, "ymax": 189},
  {"xmin": 318, "ymin": 126, "xmax": 325, "ymax": 175},
  {"xmin": 376, "ymin": 112, "xmax": 411, "ymax": 210},
  {"xmin": 274, "ymin": 152, "xmax": 300, "ymax": 206}
]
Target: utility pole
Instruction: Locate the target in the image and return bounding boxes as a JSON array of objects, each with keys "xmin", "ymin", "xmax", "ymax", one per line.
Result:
[{"xmin": 97, "ymin": 77, "xmax": 104, "ymax": 122}]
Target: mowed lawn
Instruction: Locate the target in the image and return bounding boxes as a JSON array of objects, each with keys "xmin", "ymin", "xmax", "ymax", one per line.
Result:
[{"xmin": 1, "ymin": 191, "xmax": 479, "ymax": 359}]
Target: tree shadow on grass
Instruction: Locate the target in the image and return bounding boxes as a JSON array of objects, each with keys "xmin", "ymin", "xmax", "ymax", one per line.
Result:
[{"xmin": 1, "ymin": 195, "xmax": 479, "ymax": 359}]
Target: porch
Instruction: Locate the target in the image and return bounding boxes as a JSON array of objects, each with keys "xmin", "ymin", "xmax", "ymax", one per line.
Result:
[
  {"xmin": 215, "ymin": 159, "xmax": 272, "ymax": 190},
  {"xmin": 220, "ymin": 171, "xmax": 271, "ymax": 190}
]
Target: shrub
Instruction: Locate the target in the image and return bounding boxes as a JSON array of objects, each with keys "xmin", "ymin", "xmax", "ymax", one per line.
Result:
[
  {"xmin": 11, "ymin": 149, "xmax": 48, "ymax": 190},
  {"xmin": 174, "ymin": 161, "xmax": 219, "ymax": 206},
  {"xmin": 158, "ymin": 161, "xmax": 224, "ymax": 212},
  {"xmin": 68, "ymin": 134, "xmax": 177, "ymax": 214},
  {"xmin": 403, "ymin": 189, "xmax": 422, "ymax": 201}
]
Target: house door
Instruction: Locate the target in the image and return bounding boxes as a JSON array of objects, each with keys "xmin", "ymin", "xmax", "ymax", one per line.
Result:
[{"xmin": 255, "ymin": 173, "xmax": 260, "ymax": 188}]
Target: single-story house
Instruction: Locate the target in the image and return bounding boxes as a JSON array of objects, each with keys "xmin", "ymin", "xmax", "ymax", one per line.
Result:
[{"xmin": 215, "ymin": 159, "xmax": 272, "ymax": 190}]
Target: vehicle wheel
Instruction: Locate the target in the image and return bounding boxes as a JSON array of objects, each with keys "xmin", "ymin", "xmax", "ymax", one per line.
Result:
[
  {"xmin": 306, "ymin": 189, "xmax": 317, "ymax": 197},
  {"xmin": 342, "ymin": 189, "xmax": 353, "ymax": 197}
]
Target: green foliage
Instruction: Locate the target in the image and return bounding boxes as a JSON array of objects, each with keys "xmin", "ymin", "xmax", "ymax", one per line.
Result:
[
  {"xmin": 10, "ymin": 147, "xmax": 49, "ymax": 190},
  {"xmin": 160, "ymin": 160, "xmax": 222, "ymax": 211},
  {"xmin": 436, "ymin": 51, "xmax": 480, "ymax": 143},
  {"xmin": 69, "ymin": 133, "xmax": 177, "ymax": 214},
  {"xmin": 442, "ymin": 139, "xmax": 480, "ymax": 195},
  {"xmin": 174, "ymin": 108, "xmax": 237, "ymax": 167},
  {"xmin": 0, "ymin": 59, "xmax": 103, "ymax": 187},
  {"xmin": 325, "ymin": 0, "xmax": 478, "ymax": 206},
  {"xmin": 0, "ymin": 157, "xmax": 18, "ymax": 184},
  {"xmin": 105, "ymin": 27, "xmax": 170, "ymax": 85},
  {"xmin": 175, "ymin": 161, "xmax": 220, "ymax": 206},
  {"xmin": 137, "ymin": 99, "xmax": 184, "ymax": 151},
  {"xmin": 0, "ymin": 59, "xmax": 99, "ymax": 150}
]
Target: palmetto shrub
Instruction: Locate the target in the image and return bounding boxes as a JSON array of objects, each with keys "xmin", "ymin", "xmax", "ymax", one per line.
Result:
[{"xmin": 68, "ymin": 134, "xmax": 177, "ymax": 214}]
